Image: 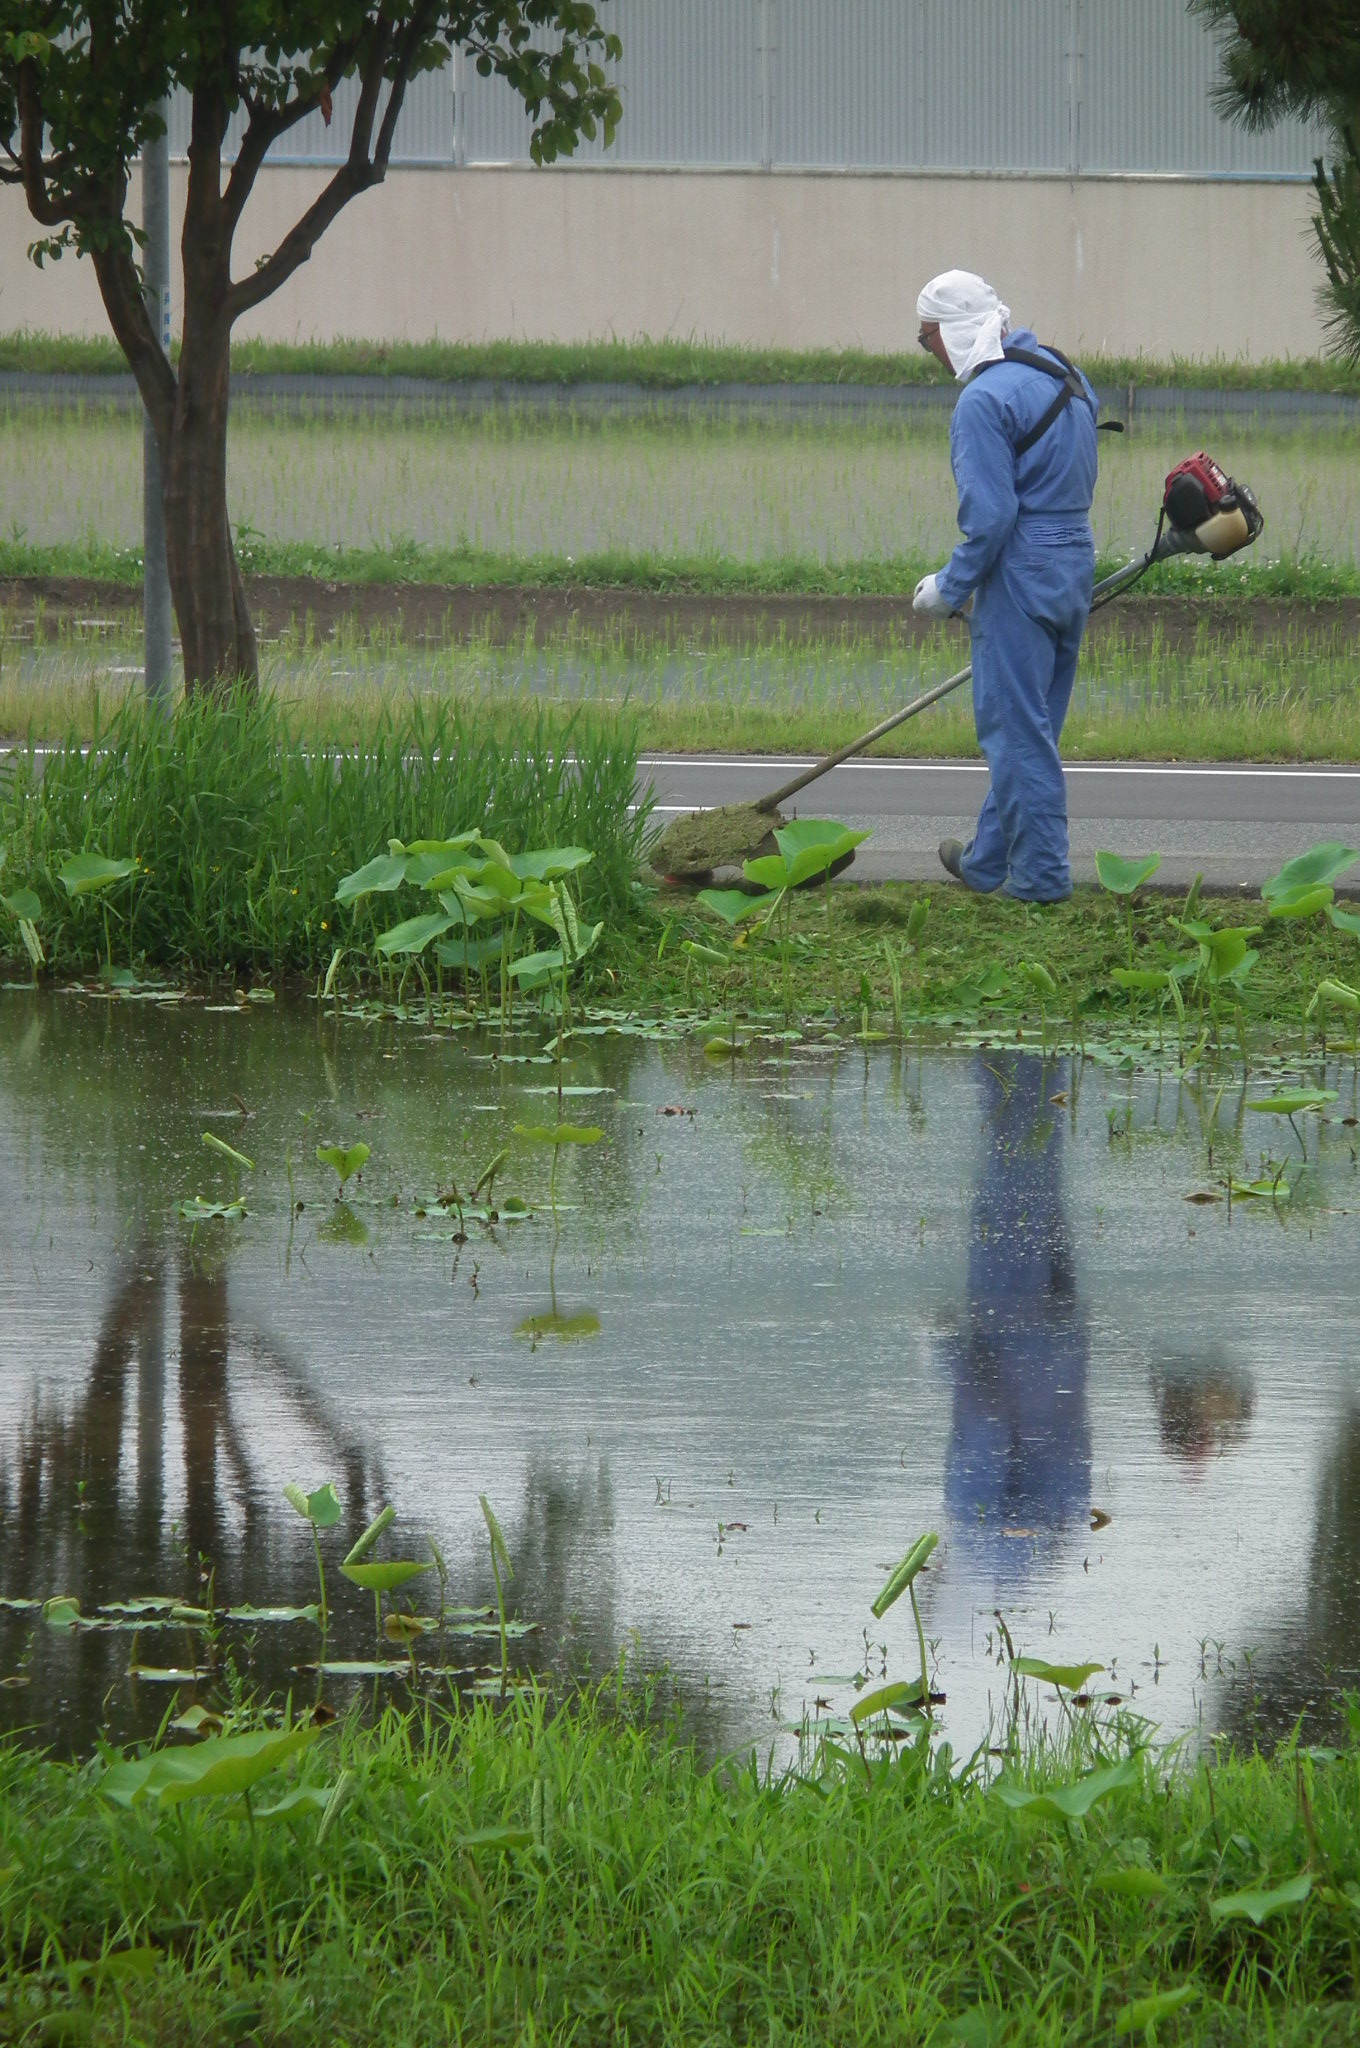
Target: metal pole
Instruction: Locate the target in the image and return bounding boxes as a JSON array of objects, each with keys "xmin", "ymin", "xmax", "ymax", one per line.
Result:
[{"xmin": 142, "ymin": 104, "xmax": 173, "ymax": 711}]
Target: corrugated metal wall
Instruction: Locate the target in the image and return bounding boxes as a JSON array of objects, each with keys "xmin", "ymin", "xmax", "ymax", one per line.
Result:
[{"xmin": 167, "ymin": 0, "xmax": 1329, "ymax": 178}]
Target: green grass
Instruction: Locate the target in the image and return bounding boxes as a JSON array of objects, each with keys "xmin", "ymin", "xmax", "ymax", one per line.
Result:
[
  {"xmin": 0, "ymin": 692, "xmax": 646, "ymax": 979},
  {"xmin": 4, "ymin": 1682, "xmax": 1360, "ymax": 2045},
  {"xmin": 4, "ymin": 533, "xmax": 1360, "ymax": 605},
  {"xmin": 5, "ymin": 326, "xmax": 1360, "ymax": 394},
  {"xmin": 628, "ymin": 878, "xmax": 1360, "ymax": 1056}
]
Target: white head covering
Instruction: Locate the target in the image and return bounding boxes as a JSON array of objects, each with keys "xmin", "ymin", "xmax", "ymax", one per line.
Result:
[{"xmin": 917, "ymin": 269, "xmax": 1011, "ymax": 383}]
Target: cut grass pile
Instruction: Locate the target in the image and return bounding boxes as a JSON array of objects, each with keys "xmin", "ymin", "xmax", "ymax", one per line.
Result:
[
  {"xmin": 6, "ymin": 327, "xmax": 1360, "ymax": 394},
  {"xmin": 5, "ymin": 1683, "xmax": 1360, "ymax": 2046},
  {"xmin": 0, "ymin": 693, "xmax": 647, "ymax": 979}
]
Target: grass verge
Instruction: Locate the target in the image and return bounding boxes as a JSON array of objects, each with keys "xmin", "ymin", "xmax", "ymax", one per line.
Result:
[
  {"xmin": 0, "ymin": 693, "xmax": 646, "ymax": 980},
  {"xmin": 4, "ymin": 1682, "xmax": 1360, "ymax": 2045},
  {"xmin": 4, "ymin": 327, "xmax": 1360, "ymax": 395},
  {"xmin": 3, "ymin": 695, "xmax": 1359, "ymax": 1064}
]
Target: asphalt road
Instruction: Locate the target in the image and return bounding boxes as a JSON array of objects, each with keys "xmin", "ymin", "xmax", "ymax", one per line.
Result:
[{"xmin": 640, "ymin": 755, "xmax": 1360, "ymax": 891}]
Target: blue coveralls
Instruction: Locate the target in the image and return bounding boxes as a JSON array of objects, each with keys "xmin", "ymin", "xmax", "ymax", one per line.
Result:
[{"xmin": 935, "ymin": 329, "xmax": 1099, "ymax": 902}]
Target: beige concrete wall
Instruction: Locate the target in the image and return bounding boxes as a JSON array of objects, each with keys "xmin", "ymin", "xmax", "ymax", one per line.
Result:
[{"xmin": 0, "ymin": 164, "xmax": 1326, "ymax": 362}]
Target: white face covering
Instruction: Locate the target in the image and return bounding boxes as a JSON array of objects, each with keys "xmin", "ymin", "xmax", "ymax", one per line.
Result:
[{"xmin": 917, "ymin": 269, "xmax": 1012, "ymax": 383}]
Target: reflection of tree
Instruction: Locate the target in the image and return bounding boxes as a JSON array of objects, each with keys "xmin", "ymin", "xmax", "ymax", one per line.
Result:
[
  {"xmin": 940, "ymin": 1055, "xmax": 1091, "ymax": 1586},
  {"xmin": 1218, "ymin": 1405, "xmax": 1360, "ymax": 1747},
  {"xmin": 0, "ymin": 1246, "xmax": 380, "ymax": 1752}
]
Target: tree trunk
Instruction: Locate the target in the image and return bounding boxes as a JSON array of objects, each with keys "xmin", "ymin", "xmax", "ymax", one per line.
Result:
[{"xmin": 162, "ymin": 334, "xmax": 258, "ymax": 695}]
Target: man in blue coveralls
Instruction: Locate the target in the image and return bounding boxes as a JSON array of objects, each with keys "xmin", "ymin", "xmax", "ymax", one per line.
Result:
[{"xmin": 912, "ymin": 270, "xmax": 1098, "ymax": 903}]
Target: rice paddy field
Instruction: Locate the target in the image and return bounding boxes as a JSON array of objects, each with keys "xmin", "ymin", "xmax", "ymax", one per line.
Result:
[{"xmin": 4, "ymin": 399, "xmax": 1360, "ymax": 568}]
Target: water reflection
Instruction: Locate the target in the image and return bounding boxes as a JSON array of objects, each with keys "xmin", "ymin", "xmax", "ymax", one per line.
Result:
[{"xmin": 941, "ymin": 1055, "xmax": 1090, "ymax": 1581}]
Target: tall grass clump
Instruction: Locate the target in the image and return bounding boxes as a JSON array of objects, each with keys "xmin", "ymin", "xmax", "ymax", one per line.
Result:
[{"xmin": 0, "ymin": 690, "xmax": 648, "ymax": 979}]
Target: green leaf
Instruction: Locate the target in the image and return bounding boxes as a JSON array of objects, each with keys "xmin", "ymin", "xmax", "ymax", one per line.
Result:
[
  {"xmin": 1262, "ymin": 842, "xmax": 1359, "ymax": 900},
  {"xmin": 373, "ymin": 912, "xmax": 454, "ymax": 958},
  {"xmin": 696, "ymin": 886, "xmax": 781, "ymax": 925},
  {"xmin": 508, "ymin": 846, "xmax": 593, "ymax": 881},
  {"xmin": 507, "ymin": 946, "xmax": 566, "ymax": 985},
  {"xmin": 513, "ymin": 1123, "xmax": 603, "ymax": 1147},
  {"xmin": 1329, "ymin": 903, "xmax": 1360, "ymax": 936},
  {"xmin": 1266, "ymin": 883, "xmax": 1334, "ymax": 920},
  {"xmin": 681, "ymin": 939, "xmax": 731, "ymax": 968},
  {"xmin": 458, "ymin": 1825, "xmax": 534, "ymax": 1852},
  {"xmin": 871, "ymin": 1532, "xmax": 938, "ymax": 1619},
  {"xmin": 343, "ymin": 1506, "xmax": 396, "ymax": 1567},
  {"xmin": 201, "ymin": 1131, "xmax": 253, "ymax": 1172},
  {"xmin": 992, "ymin": 1755, "xmax": 1143, "ymax": 1820},
  {"xmin": 434, "ymin": 931, "xmax": 505, "ymax": 973},
  {"xmin": 334, "ymin": 852, "xmax": 408, "ymax": 905},
  {"xmin": 1210, "ymin": 1871, "xmax": 1313, "ymax": 1925},
  {"xmin": 1111, "ymin": 968, "xmax": 1175, "ymax": 992},
  {"xmin": 514, "ymin": 1309, "xmax": 602, "ymax": 1341},
  {"xmin": 849, "ymin": 1679, "xmax": 927, "ymax": 1725},
  {"xmin": 102, "ymin": 1724, "xmax": 319, "ymax": 1810},
  {"xmin": 339, "ymin": 1560, "xmax": 431, "ymax": 1592},
  {"xmin": 1245, "ymin": 1090, "xmax": 1337, "ymax": 1114},
  {"xmin": 770, "ymin": 817, "xmax": 871, "ymax": 887},
  {"xmin": 1012, "ymin": 1657, "xmax": 1104, "ymax": 1693},
  {"xmin": 1114, "ymin": 1984, "xmax": 1199, "ymax": 2034},
  {"xmin": 1095, "ymin": 850, "xmax": 1161, "ymax": 895},
  {"xmin": 1094, "ymin": 1867, "xmax": 1172, "ymax": 1900},
  {"xmin": 58, "ymin": 852, "xmax": 137, "ymax": 897},
  {"xmin": 283, "ymin": 1482, "xmax": 342, "ymax": 1529},
  {"xmin": 1308, "ymin": 978, "xmax": 1360, "ymax": 1016},
  {"xmin": 1017, "ymin": 960, "xmax": 1057, "ymax": 997},
  {"xmin": 176, "ymin": 1196, "xmax": 246, "ymax": 1224},
  {"xmin": 316, "ymin": 1142, "xmax": 370, "ymax": 1186},
  {"xmin": 2, "ymin": 887, "xmax": 41, "ymax": 921}
]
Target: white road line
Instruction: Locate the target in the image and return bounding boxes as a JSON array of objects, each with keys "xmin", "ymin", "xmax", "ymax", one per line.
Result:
[{"xmin": 638, "ymin": 755, "xmax": 1360, "ymax": 782}]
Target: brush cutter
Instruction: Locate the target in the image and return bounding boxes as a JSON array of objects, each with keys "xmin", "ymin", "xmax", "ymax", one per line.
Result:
[{"xmin": 652, "ymin": 452, "xmax": 1263, "ymax": 882}]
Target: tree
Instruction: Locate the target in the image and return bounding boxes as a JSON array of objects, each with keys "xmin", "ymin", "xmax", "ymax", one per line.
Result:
[
  {"xmin": 0, "ymin": 6, "xmax": 621, "ymax": 694},
  {"xmin": 1189, "ymin": 1, "xmax": 1360, "ymax": 358}
]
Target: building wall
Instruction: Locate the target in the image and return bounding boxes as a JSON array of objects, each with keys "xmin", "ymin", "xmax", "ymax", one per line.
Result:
[{"xmin": 0, "ymin": 166, "xmax": 1325, "ymax": 363}]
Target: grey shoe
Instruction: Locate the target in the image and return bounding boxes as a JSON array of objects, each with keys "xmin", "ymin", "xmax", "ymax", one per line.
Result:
[{"xmin": 938, "ymin": 838, "xmax": 966, "ymax": 882}]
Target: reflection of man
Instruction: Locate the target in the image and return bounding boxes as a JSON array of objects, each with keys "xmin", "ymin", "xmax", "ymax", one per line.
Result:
[{"xmin": 942, "ymin": 1056, "xmax": 1090, "ymax": 1581}]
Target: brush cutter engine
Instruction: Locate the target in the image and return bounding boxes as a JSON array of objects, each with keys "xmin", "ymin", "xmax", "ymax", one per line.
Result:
[{"xmin": 1161, "ymin": 452, "xmax": 1264, "ymax": 560}]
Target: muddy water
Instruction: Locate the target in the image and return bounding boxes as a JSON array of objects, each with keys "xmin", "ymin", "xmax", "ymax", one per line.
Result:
[{"xmin": 2, "ymin": 990, "xmax": 1359, "ymax": 1758}]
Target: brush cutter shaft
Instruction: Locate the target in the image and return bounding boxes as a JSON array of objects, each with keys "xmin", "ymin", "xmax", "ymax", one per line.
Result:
[{"xmin": 756, "ymin": 552, "xmax": 1152, "ymax": 815}]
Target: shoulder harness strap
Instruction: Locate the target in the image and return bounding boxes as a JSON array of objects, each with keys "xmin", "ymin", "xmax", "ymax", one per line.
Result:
[{"xmin": 976, "ymin": 343, "xmax": 1118, "ymax": 457}]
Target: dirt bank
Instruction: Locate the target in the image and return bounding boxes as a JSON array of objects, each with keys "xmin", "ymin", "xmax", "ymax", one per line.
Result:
[{"xmin": 4, "ymin": 575, "xmax": 1356, "ymax": 653}]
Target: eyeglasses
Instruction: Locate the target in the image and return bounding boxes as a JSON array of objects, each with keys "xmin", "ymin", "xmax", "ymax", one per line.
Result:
[{"xmin": 918, "ymin": 325, "xmax": 939, "ymax": 354}]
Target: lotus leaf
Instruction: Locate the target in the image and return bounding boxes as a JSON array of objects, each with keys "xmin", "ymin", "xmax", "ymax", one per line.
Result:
[
  {"xmin": 58, "ymin": 853, "xmax": 138, "ymax": 897},
  {"xmin": 1262, "ymin": 842, "xmax": 1359, "ymax": 900}
]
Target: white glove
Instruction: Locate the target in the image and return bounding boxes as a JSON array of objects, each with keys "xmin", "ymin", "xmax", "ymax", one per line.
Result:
[{"xmin": 913, "ymin": 572, "xmax": 955, "ymax": 618}]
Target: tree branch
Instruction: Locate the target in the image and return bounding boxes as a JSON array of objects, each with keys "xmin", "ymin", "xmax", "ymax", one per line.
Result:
[
  {"xmin": 224, "ymin": 12, "xmax": 434, "ymax": 324},
  {"xmin": 222, "ymin": 30, "xmax": 370, "ymax": 234},
  {"xmin": 90, "ymin": 241, "xmax": 177, "ymax": 443}
]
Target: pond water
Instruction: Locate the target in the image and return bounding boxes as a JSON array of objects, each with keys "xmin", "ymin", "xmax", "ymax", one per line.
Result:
[{"xmin": 2, "ymin": 990, "xmax": 1359, "ymax": 1761}]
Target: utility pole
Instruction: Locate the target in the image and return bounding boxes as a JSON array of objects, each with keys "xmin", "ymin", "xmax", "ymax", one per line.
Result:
[{"xmin": 142, "ymin": 104, "xmax": 173, "ymax": 711}]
